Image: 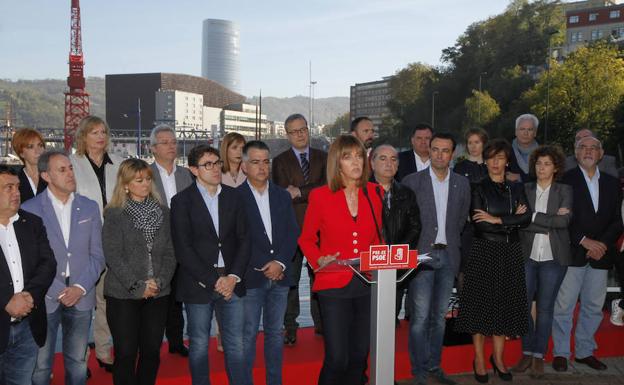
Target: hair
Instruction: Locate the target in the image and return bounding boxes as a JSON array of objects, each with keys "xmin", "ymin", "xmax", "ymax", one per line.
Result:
[
  {"xmin": 12, "ymin": 128, "xmax": 45, "ymax": 162},
  {"xmin": 350, "ymin": 116, "xmax": 372, "ymax": 132},
  {"xmin": 464, "ymin": 127, "xmax": 489, "ymax": 146},
  {"xmin": 327, "ymin": 135, "xmax": 370, "ymax": 192},
  {"xmin": 575, "ymin": 135, "xmax": 603, "ymax": 149},
  {"xmin": 0, "ymin": 165, "xmax": 18, "ymax": 177},
  {"xmin": 107, "ymin": 158, "xmax": 161, "ymax": 209},
  {"xmin": 149, "ymin": 124, "xmax": 175, "ymax": 146},
  {"xmin": 515, "ymin": 113, "xmax": 539, "ymax": 130},
  {"xmin": 75, "ymin": 115, "xmax": 110, "ymax": 156},
  {"xmin": 242, "ymin": 140, "xmax": 270, "ymax": 161},
  {"xmin": 483, "ymin": 138, "xmax": 512, "ymax": 162},
  {"xmin": 38, "ymin": 150, "xmax": 68, "ymax": 173},
  {"xmin": 220, "ymin": 132, "xmax": 246, "ymax": 172},
  {"xmin": 410, "ymin": 123, "xmax": 433, "ymax": 138},
  {"xmin": 188, "ymin": 144, "xmax": 220, "ymax": 168},
  {"xmin": 284, "ymin": 113, "xmax": 308, "ymax": 130},
  {"xmin": 529, "ymin": 145, "xmax": 566, "ymax": 180},
  {"xmin": 370, "ymin": 144, "xmax": 398, "ymax": 161},
  {"xmin": 430, "ymin": 132, "xmax": 457, "ymax": 151}
]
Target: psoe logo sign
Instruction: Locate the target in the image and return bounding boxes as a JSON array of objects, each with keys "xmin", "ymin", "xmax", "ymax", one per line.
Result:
[
  {"xmin": 390, "ymin": 244, "xmax": 410, "ymax": 265},
  {"xmin": 369, "ymin": 245, "xmax": 389, "ymax": 267}
]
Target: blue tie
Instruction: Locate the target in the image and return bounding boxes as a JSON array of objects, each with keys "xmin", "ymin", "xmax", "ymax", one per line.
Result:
[{"xmin": 300, "ymin": 153, "xmax": 310, "ymax": 183}]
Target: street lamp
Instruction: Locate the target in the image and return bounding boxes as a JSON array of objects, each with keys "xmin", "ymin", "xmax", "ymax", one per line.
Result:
[
  {"xmin": 545, "ymin": 28, "xmax": 558, "ymax": 143},
  {"xmin": 431, "ymin": 91, "xmax": 439, "ymax": 128},
  {"xmin": 478, "ymin": 72, "xmax": 487, "ymax": 125}
]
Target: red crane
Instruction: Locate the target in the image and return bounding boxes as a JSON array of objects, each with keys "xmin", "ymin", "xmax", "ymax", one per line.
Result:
[{"xmin": 63, "ymin": 0, "xmax": 89, "ymax": 151}]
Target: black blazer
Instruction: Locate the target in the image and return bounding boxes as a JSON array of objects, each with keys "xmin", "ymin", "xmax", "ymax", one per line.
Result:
[
  {"xmin": 18, "ymin": 168, "xmax": 47, "ymax": 204},
  {"xmin": 170, "ymin": 183, "xmax": 250, "ymax": 302},
  {"xmin": 0, "ymin": 210, "xmax": 56, "ymax": 353},
  {"xmin": 563, "ymin": 167, "xmax": 623, "ymax": 269},
  {"xmin": 397, "ymin": 150, "xmax": 418, "ymax": 182},
  {"xmin": 236, "ymin": 181, "xmax": 299, "ymax": 289}
]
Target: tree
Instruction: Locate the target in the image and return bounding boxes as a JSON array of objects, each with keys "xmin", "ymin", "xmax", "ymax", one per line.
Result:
[
  {"xmin": 521, "ymin": 42, "xmax": 624, "ymax": 151},
  {"xmin": 325, "ymin": 112, "xmax": 350, "ymax": 139},
  {"xmin": 464, "ymin": 90, "xmax": 501, "ymax": 128}
]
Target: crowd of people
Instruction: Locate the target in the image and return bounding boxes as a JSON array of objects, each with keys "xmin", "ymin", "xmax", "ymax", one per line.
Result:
[{"xmin": 0, "ymin": 111, "xmax": 622, "ymax": 385}]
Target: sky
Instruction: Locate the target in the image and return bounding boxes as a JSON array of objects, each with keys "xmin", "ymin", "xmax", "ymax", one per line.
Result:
[{"xmin": 1, "ymin": 0, "xmax": 509, "ymax": 98}]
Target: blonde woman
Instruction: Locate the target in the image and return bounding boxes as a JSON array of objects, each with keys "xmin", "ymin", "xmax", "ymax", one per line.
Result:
[
  {"xmin": 220, "ymin": 132, "xmax": 247, "ymax": 187},
  {"xmin": 103, "ymin": 158, "xmax": 176, "ymax": 385}
]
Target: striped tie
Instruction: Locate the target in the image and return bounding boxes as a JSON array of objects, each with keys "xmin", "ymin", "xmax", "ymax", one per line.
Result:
[{"xmin": 300, "ymin": 152, "xmax": 310, "ymax": 182}]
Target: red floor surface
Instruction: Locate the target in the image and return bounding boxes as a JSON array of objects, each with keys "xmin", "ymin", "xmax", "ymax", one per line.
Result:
[{"xmin": 51, "ymin": 312, "xmax": 624, "ymax": 385}]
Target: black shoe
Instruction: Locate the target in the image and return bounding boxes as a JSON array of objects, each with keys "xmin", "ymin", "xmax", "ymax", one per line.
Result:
[
  {"xmin": 284, "ymin": 329, "xmax": 297, "ymax": 346},
  {"xmin": 168, "ymin": 344, "xmax": 189, "ymax": 357},
  {"xmin": 552, "ymin": 356, "xmax": 568, "ymax": 372},
  {"xmin": 574, "ymin": 355, "xmax": 607, "ymax": 371},
  {"xmin": 490, "ymin": 355, "xmax": 512, "ymax": 381},
  {"xmin": 96, "ymin": 358, "xmax": 113, "ymax": 373},
  {"xmin": 472, "ymin": 360, "xmax": 488, "ymax": 384}
]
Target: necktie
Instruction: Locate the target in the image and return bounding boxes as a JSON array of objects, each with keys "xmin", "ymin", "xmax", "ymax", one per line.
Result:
[{"xmin": 300, "ymin": 153, "xmax": 310, "ymax": 183}]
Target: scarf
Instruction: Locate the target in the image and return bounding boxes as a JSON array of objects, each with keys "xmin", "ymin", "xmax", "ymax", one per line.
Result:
[
  {"xmin": 124, "ymin": 197, "xmax": 163, "ymax": 277},
  {"xmin": 512, "ymin": 138, "xmax": 538, "ymax": 175}
]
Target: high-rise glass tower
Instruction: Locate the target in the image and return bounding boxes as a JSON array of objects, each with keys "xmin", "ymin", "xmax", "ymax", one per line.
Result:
[{"xmin": 201, "ymin": 19, "xmax": 241, "ymax": 94}]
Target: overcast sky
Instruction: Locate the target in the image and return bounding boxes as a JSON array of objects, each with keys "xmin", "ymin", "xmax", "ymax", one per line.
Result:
[{"xmin": 1, "ymin": 0, "xmax": 511, "ymax": 98}]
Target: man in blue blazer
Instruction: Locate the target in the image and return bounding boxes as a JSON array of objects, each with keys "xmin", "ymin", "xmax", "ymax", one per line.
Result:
[
  {"xmin": 22, "ymin": 151, "xmax": 105, "ymax": 385},
  {"xmin": 237, "ymin": 141, "xmax": 299, "ymax": 385}
]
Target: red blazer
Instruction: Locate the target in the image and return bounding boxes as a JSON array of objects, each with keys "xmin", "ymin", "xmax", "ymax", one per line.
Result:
[{"xmin": 299, "ymin": 182, "xmax": 383, "ymax": 291}]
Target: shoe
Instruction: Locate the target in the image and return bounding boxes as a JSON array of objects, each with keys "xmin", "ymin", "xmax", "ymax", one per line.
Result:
[
  {"xmin": 511, "ymin": 354, "xmax": 532, "ymax": 373},
  {"xmin": 472, "ymin": 360, "xmax": 488, "ymax": 384},
  {"xmin": 87, "ymin": 368, "xmax": 91, "ymax": 379},
  {"xmin": 428, "ymin": 367, "xmax": 457, "ymax": 385},
  {"xmin": 611, "ymin": 299, "xmax": 624, "ymax": 326},
  {"xmin": 530, "ymin": 357, "xmax": 544, "ymax": 379},
  {"xmin": 574, "ymin": 355, "xmax": 607, "ymax": 370},
  {"xmin": 96, "ymin": 358, "xmax": 113, "ymax": 373},
  {"xmin": 552, "ymin": 356, "xmax": 568, "ymax": 372},
  {"xmin": 490, "ymin": 355, "xmax": 512, "ymax": 381},
  {"xmin": 284, "ymin": 329, "xmax": 297, "ymax": 346},
  {"xmin": 168, "ymin": 344, "xmax": 189, "ymax": 357}
]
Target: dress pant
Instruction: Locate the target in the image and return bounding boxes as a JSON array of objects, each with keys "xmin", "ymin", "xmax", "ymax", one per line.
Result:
[
  {"xmin": 94, "ymin": 270, "xmax": 113, "ymax": 362},
  {"xmin": 0, "ymin": 321, "xmax": 39, "ymax": 385},
  {"xmin": 284, "ymin": 247, "xmax": 322, "ymax": 332},
  {"xmin": 318, "ymin": 293, "xmax": 370, "ymax": 385},
  {"xmin": 106, "ymin": 295, "xmax": 169, "ymax": 385},
  {"xmin": 165, "ymin": 267, "xmax": 185, "ymax": 348}
]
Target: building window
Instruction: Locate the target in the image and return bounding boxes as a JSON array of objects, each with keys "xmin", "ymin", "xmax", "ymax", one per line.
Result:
[
  {"xmin": 589, "ymin": 13, "xmax": 598, "ymax": 21},
  {"xmin": 591, "ymin": 29, "xmax": 604, "ymax": 40},
  {"xmin": 571, "ymin": 31, "xmax": 583, "ymax": 42},
  {"xmin": 610, "ymin": 10, "xmax": 620, "ymax": 18},
  {"xmin": 569, "ymin": 15, "xmax": 579, "ymax": 23}
]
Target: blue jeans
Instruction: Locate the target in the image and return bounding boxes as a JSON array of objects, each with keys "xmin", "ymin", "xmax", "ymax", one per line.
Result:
[
  {"xmin": 522, "ymin": 259, "xmax": 567, "ymax": 358},
  {"xmin": 243, "ymin": 281, "xmax": 289, "ymax": 385},
  {"xmin": 0, "ymin": 321, "xmax": 39, "ymax": 385},
  {"xmin": 32, "ymin": 306, "xmax": 92, "ymax": 385},
  {"xmin": 552, "ymin": 265, "xmax": 608, "ymax": 359},
  {"xmin": 186, "ymin": 293, "xmax": 245, "ymax": 385},
  {"xmin": 407, "ymin": 249, "xmax": 455, "ymax": 380}
]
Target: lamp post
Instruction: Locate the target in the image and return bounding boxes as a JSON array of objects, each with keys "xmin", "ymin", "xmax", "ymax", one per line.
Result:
[
  {"xmin": 478, "ymin": 72, "xmax": 487, "ymax": 125},
  {"xmin": 431, "ymin": 91, "xmax": 439, "ymax": 128},
  {"xmin": 545, "ymin": 29, "xmax": 558, "ymax": 143}
]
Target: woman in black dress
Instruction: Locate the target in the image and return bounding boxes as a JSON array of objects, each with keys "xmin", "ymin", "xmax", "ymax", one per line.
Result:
[
  {"xmin": 455, "ymin": 139, "xmax": 531, "ymax": 383},
  {"xmin": 12, "ymin": 128, "xmax": 47, "ymax": 202},
  {"xmin": 454, "ymin": 128, "xmax": 488, "ymax": 183}
]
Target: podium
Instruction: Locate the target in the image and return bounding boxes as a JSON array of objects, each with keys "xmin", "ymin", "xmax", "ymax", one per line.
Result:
[{"xmin": 317, "ymin": 245, "xmax": 429, "ymax": 385}]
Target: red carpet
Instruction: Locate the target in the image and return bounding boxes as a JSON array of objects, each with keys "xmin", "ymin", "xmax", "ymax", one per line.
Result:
[{"xmin": 51, "ymin": 311, "xmax": 624, "ymax": 384}]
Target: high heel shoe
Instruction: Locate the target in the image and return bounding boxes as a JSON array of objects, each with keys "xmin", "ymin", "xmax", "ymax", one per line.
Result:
[
  {"xmin": 490, "ymin": 355, "xmax": 512, "ymax": 381},
  {"xmin": 473, "ymin": 360, "xmax": 489, "ymax": 383}
]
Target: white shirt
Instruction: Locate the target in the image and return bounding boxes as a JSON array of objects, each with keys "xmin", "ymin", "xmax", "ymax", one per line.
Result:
[
  {"xmin": 48, "ymin": 190, "xmax": 74, "ymax": 274},
  {"xmin": 429, "ymin": 167, "xmax": 449, "ymax": 245},
  {"xmin": 580, "ymin": 167, "xmax": 600, "ymax": 213},
  {"xmin": 248, "ymin": 181, "xmax": 272, "ymax": 243},
  {"xmin": 0, "ymin": 213, "xmax": 23, "ymax": 295},
  {"xmin": 529, "ymin": 185, "xmax": 554, "ymax": 262},
  {"xmin": 155, "ymin": 162, "xmax": 177, "ymax": 208},
  {"xmin": 414, "ymin": 151, "xmax": 431, "ymax": 172},
  {"xmin": 197, "ymin": 182, "xmax": 224, "ymax": 267}
]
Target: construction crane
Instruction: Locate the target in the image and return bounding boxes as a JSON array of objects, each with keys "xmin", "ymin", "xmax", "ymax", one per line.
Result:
[{"xmin": 63, "ymin": 0, "xmax": 89, "ymax": 152}]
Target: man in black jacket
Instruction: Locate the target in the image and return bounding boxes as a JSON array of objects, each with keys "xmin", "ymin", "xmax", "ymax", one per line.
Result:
[
  {"xmin": 552, "ymin": 136, "xmax": 623, "ymax": 372},
  {"xmin": 0, "ymin": 166, "xmax": 56, "ymax": 385}
]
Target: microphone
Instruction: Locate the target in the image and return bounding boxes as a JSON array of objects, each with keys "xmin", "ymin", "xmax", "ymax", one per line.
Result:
[{"xmin": 362, "ymin": 185, "xmax": 384, "ymax": 243}]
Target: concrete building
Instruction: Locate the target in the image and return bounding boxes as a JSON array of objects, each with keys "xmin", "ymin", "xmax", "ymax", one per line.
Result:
[
  {"xmin": 155, "ymin": 90, "xmax": 204, "ymax": 131},
  {"xmin": 202, "ymin": 19, "xmax": 241, "ymax": 93},
  {"xmin": 350, "ymin": 77, "xmax": 393, "ymax": 134},
  {"xmin": 564, "ymin": 0, "xmax": 624, "ymax": 54},
  {"xmin": 221, "ymin": 103, "xmax": 268, "ymax": 137}
]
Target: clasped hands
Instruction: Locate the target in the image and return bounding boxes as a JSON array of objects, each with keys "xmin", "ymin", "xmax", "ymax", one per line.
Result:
[
  {"xmin": 215, "ymin": 276, "xmax": 237, "ymax": 301},
  {"xmin": 143, "ymin": 279, "xmax": 160, "ymax": 299},
  {"xmin": 581, "ymin": 237, "xmax": 608, "ymax": 261},
  {"xmin": 5, "ymin": 291, "xmax": 34, "ymax": 319}
]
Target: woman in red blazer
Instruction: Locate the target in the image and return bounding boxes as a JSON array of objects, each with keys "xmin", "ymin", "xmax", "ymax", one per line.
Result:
[{"xmin": 299, "ymin": 135, "xmax": 383, "ymax": 385}]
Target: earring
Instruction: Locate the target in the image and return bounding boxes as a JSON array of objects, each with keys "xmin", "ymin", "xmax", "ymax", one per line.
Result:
[{"xmin": 124, "ymin": 187, "xmax": 129, "ymax": 194}]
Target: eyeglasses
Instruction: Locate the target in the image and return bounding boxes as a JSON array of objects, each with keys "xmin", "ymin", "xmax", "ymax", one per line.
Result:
[
  {"xmin": 517, "ymin": 127, "xmax": 536, "ymax": 133},
  {"xmin": 287, "ymin": 127, "xmax": 308, "ymax": 136},
  {"xmin": 197, "ymin": 160, "xmax": 223, "ymax": 170}
]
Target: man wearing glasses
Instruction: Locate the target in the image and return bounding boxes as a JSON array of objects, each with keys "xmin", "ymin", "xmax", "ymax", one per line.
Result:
[
  {"xmin": 149, "ymin": 124, "xmax": 193, "ymax": 358},
  {"xmin": 272, "ymin": 113, "xmax": 327, "ymax": 345},
  {"xmin": 171, "ymin": 145, "xmax": 250, "ymax": 385}
]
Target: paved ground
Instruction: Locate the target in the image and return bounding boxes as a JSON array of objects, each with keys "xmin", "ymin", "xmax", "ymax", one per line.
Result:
[{"xmin": 397, "ymin": 357, "xmax": 624, "ymax": 384}]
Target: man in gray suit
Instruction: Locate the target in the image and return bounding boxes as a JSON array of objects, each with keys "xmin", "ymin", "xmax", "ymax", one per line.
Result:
[
  {"xmin": 22, "ymin": 151, "xmax": 105, "ymax": 385},
  {"xmin": 149, "ymin": 124, "xmax": 194, "ymax": 357},
  {"xmin": 402, "ymin": 133, "xmax": 471, "ymax": 385},
  {"xmin": 565, "ymin": 129, "xmax": 618, "ymax": 177}
]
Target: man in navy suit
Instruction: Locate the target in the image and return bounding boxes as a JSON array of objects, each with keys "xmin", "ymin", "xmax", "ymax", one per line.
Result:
[
  {"xmin": 22, "ymin": 151, "xmax": 105, "ymax": 385},
  {"xmin": 237, "ymin": 141, "xmax": 299, "ymax": 385},
  {"xmin": 397, "ymin": 123, "xmax": 433, "ymax": 181},
  {"xmin": 171, "ymin": 144, "xmax": 250, "ymax": 385},
  {"xmin": 0, "ymin": 165, "xmax": 56, "ymax": 385}
]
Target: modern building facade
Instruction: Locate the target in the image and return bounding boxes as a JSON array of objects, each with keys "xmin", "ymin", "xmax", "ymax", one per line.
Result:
[
  {"xmin": 564, "ymin": 0, "xmax": 624, "ymax": 54},
  {"xmin": 221, "ymin": 103, "xmax": 268, "ymax": 137},
  {"xmin": 202, "ymin": 19, "xmax": 241, "ymax": 93},
  {"xmin": 155, "ymin": 90, "xmax": 204, "ymax": 130},
  {"xmin": 350, "ymin": 77, "xmax": 393, "ymax": 134}
]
